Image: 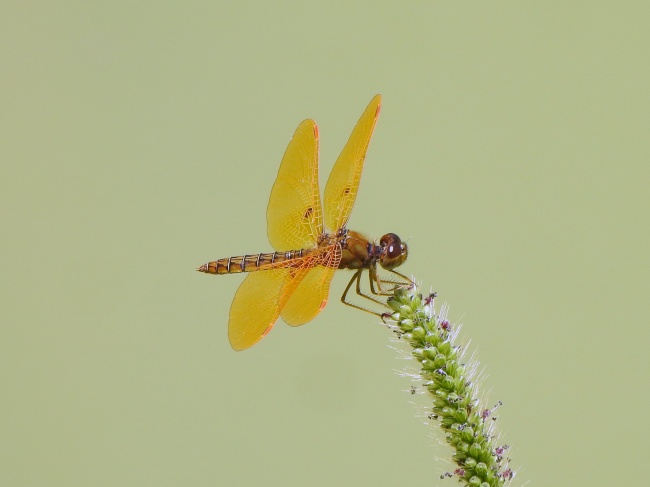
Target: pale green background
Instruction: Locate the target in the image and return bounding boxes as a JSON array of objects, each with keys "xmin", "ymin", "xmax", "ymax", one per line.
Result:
[{"xmin": 2, "ymin": 2, "xmax": 648, "ymax": 486}]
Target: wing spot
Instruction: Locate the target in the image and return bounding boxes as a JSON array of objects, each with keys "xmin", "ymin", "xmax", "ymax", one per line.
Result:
[{"xmin": 303, "ymin": 207, "xmax": 313, "ymax": 220}]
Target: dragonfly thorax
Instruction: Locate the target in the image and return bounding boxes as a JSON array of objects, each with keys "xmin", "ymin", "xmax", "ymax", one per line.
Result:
[{"xmin": 338, "ymin": 230, "xmax": 407, "ymax": 271}]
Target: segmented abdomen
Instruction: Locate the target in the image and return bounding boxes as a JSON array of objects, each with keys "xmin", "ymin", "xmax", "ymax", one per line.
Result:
[{"xmin": 197, "ymin": 249, "xmax": 308, "ymax": 275}]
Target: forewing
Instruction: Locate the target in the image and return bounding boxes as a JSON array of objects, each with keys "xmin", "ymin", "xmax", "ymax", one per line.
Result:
[
  {"xmin": 323, "ymin": 95, "xmax": 381, "ymax": 232},
  {"xmin": 280, "ymin": 246, "xmax": 341, "ymax": 327},
  {"xmin": 267, "ymin": 119, "xmax": 323, "ymax": 251}
]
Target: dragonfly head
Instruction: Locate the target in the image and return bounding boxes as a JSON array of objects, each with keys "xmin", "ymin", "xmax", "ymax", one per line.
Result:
[{"xmin": 378, "ymin": 233, "xmax": 408, "ymax": 270}]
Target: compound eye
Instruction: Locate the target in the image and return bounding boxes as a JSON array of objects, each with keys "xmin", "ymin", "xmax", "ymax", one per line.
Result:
[{"xmin": 380, "ymin": 233, "xmax": 403, "ymax": 259}]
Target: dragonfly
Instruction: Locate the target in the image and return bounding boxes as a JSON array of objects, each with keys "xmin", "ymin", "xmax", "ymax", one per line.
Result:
[{"xmin": 197, "ymin": 95, "xmax": 410, "ymax": 350}]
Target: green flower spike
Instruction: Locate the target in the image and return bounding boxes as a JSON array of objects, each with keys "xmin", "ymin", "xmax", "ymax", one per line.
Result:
[{"xmin": 385, "ymin": 284, "xmax": 515, "ymax": 486}]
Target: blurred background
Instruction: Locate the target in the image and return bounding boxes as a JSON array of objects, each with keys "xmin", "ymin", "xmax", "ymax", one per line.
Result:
[{"xmin": 2, "ymin": 2, "xmax": 649, "ymax": 486}]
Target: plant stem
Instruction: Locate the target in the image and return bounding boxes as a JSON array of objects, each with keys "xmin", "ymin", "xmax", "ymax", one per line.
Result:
[{"xmin": 385, "ymin": 284, "xmax": 515, "ymax": 486}]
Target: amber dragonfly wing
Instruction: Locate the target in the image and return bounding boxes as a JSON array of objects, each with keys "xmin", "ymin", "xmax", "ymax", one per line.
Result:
[
  {"xmin": 227, "ymin": 248, "xmax": 337, "ymax": 350},
  {"xmin": 266, "ymin": 119, "xmax": 323, "ymax": 251},
  {"xmin": 229, "ymin": 119, "xmax": 327, "ymax": 349},
  {"xmin": 280, "ymin": 245, "xmax": 341, "ymax": 327},
  {"xmin": 323, "ymin": 94, "xmax": 381, "ymax": 232}
]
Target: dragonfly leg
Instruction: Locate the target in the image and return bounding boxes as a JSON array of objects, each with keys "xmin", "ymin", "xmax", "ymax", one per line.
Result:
[
  {"xmin": 369, "ymin": 268, "xmax": 413, "ymax": 296},
  {"xmin": 341, "ymin": 267, "xmax": 414, "ymax": 317},
  {"xmin": 341, "ymin": 269, "xmax": 388, "ymax": 317}
]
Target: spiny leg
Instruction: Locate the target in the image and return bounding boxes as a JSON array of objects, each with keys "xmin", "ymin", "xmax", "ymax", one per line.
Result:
[
  {"xmin": 368, "ymin": 267, "xmax": 414, "ymax": 296},
  {"xmin": 356, "ymin": 267, "xmax": 390, "ymax": 307},
  {"xmin": 341, "ymin": 269, "xmax": 388, "ymax": 317}
]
